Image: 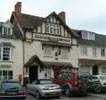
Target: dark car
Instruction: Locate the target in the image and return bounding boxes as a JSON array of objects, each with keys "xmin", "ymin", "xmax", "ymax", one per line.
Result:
[{"xmin": 0, "ymin": 80, "xmax": 27, "ymax": 100}]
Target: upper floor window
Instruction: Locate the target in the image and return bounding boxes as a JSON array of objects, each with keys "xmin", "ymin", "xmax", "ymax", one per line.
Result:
[
  {"xmin": 61, "ymin": 47, "xmax": 69, "ymax": 59},
  {"xmin": 82, "ymin": 31, "xmax": 88, "ymax": 39},
  {"xmin": 3, "ymin": 47, "xmax": 10, "ymax": 60},
  {"xmin": 80, "ymin": 46, "xmax": 87, "ymax": 56},
  {"xmin": 0, "ymin": 42, "xmax": 13, "ymax": 61},
  {"xmin": 3, "ymin": 27, "xmax": 12, "ymax": 35},
  {"xmin": 46, "ymin": 23, "xmax": 60, "ymax": 35},
  {"xmin": 82, "ymin": 31, "xmax": 95, "ymax": 40},
  {"xmin": 101, "ymin": 48, "xmax": 105, "ymax": 57},
  {"xmin": 43, "ymin": 45, "xmax": 53, "ymax": 57},
  {"xmin": 92, "ymin": 47, "xmax": 97, "ymax": 56}
]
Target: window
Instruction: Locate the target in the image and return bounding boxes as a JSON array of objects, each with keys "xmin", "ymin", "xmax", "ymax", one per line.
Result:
[
  {"xmin": 0, "ymin": 42, "xmax": 12, "ymax": 61},
  {"xmin": 92, "ymin": 48, "xmax": 97, "ymax": 56},
  {"xmin": 101, "ymin": 48, "xmax": 105, "ymax": 56},
  {"xmin": 45, "ymin": 23, "xmax": 60, "ymax": 35},
  {"xmin": 61, "ymin": 47, "xmax": 69, "ymax": 59},
  {"xmin": 0, "ymin": 70, "xmax": 13, "ymax": 80},
  {"xmin": 81, "ymin": 31, "xmax": 95, "ymax": 40},
  {"xmin": 46, "ymin": 23, "xmax": 50, "ymax": 33},
  {"xmin": 43, "ymin": 46, "xmax": 52, "ymax": 57},
  {"xmin": 80, "ymin": 46, "xmax": 87, "ymax": 56},
  {"xmin": 2, "ymin": 26, "xmax": 12, "ymax": 35},
  {"xmin": 89, "ymin": 32, "xmax": 95, "ymax": 40},
  {"xmin": 3, "ymin": 47, "xmax": 10, "ymax": 60},
  {"xmin": 82, "ymin": 31, "xmax": 88, "ymax": 39}
]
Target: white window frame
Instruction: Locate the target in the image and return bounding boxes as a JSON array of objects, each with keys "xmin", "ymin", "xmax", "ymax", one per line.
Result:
[
  {"xmin": 0, "ymin": 45, "xmax": 12, "ymax": 61},
  {"xmin": 45, "ymin": 23, "xmax": 60, "ymax": 35},
  {"xmin": 92, "ymin": 47, "xmax": 97, "ymax": 56},
  {"xmin": 61, "ymin": 47, "xmax": 69, "ymax": 59},
  {"xmin": 82, "ymin": 31, "xmax": 88, "ymax": 39},
  {"xmin": 101, "ymin": 48, "xmax": 105, "ymax": 57},
  {"xmin": 2, "ymin": 25, "xmax": 12, "ymax": 35},
  {"xmin": 80, "ymin": 46, "xmax": 87, "ymax": 56},
  {"xmin": 44, "ymin": 46, "xmax": 53, "ymax": 57},
  {"xmin": 82, "ymin": 31, "xmax": 95, "ymax": 40},
  {"xmin": 2, "ymin": 47, "xmax": 11, "ymax": 61},
  {"xmin": 0, "ymin": 70, "xmax": 13, "ymax": 80},
  {"xmin": 89, "ymin": 32, "xmax": 95, "ymax": 40}
]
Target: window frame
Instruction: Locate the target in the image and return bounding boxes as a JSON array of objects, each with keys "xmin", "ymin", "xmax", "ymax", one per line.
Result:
[
  {"xmin": 92, "ymin": 47, "xmax": 97, "ymax": 57},
  {"xmin": 101, "ymin": 48, "xmax": 105, "ymax": 57},
  {"xmin": 80, "ymin": 46, "xmax": 88, "ymax": 56},
  {"xmin": 0, "ymin": 45, "xmax": 12, "ymax": 61},
  {"xmin": 0, "ymin": 70, "xmax": 13, "ymax": 80},
  {"xmin": 61, "ymin": 47, "xmax": 69, "ymax": 59},
  {"xmin": 45, "ymin": 23, "xmax": 61, "ymax": 35},
  {"xmin": 43, "ymin": 45, "xmax": 53, "ymax": 57}
]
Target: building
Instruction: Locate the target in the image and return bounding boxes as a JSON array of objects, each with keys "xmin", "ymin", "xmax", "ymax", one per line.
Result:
[
  {"xmin": 0, "ymin": 20, "xmax": 23, "ymax": 81},
  {"xmin": 77, "ymin": 30, "xmax": 106, "ymax": 75},
  {"xmin": 10, "ymin": 2, "xmax": 79, "ymax": 83}
]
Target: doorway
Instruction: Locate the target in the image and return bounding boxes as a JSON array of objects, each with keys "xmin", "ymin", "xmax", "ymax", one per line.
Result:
[
  {"xmin": 92, "ymin": 65, "xmax": 98, "ymax": 75},
  {"xmin": 29, "ymin": 65, "xmax": 38, "ymax": 83}
]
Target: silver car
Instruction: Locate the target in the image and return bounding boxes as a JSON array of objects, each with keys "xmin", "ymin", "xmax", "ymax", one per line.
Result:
[{"xmin": 27, "ymin": 79, "xmax": 62, "ymax": 99}]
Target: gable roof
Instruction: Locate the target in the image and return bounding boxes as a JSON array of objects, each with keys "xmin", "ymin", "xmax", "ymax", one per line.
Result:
[
  {"xmin": 10, "ymin": 12, "xmax": 79, "ymax": 38},
  {"xmin": 74, "ymin": 29, "xmax": 106, "ymax": 46}
]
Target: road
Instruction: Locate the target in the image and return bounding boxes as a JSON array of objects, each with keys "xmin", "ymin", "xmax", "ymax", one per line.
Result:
[{"xmin": 26, "ymin": 93, "xmax": 106, "ymax": 100}]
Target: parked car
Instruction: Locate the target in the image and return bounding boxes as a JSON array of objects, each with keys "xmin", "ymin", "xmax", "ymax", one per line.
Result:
[
  {"xmin": 79, "ymin": 72, "xmax": 92, "ymax": 81},
  {"xmin": 88, "ymin": 74, "xmax": 106, "ymax": 93},
  {"xmin": 0, "ymin": 80, "xmax": 27, "ymax": 100},
  {"xmin": 27, "ymin": 79, "xmax": 62, "ymax": 99},
  {"xmin": 53, "ymin": 70, "xmax": 88, "ymax": 96}
]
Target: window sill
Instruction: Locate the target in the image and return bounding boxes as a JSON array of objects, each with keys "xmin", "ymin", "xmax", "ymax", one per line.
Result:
[
  {"xmin": 0, "ymin": 60, "xmax": 13, "ymax": 63},
  {"xmin": 44, "ymin": 56, "xmax": 53, "ymax": 58}
]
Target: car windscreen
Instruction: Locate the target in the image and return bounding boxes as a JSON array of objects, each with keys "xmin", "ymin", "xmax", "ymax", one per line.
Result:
[
  {"xmin": 100, "ymin": 76, "xmax": 106, "ymax": 80},
  {"xmin": 39, "ymin": 80, "xmax": 52, "ymax": 84},
  {"xmin": 2, "ymin": 81, "xmax": 22, "ymax": 89}
]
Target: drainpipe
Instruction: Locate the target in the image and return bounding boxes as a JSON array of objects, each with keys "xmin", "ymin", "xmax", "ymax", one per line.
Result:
[{"xmin": 22, "ymin": 38, "xmax": 25, "ymax": 85}]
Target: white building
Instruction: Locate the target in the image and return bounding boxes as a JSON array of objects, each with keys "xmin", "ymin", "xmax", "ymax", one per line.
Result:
[
  {"xmin": 0, "ymin": 20, "xmax": 23, "ymax": 81},
  {"xmin": 10, "ymin": 2, "xmax": 79, "ymax": 83},
  {"xmin": 77, "ymin": 30, "xmax": 106, "ymax": 75}
]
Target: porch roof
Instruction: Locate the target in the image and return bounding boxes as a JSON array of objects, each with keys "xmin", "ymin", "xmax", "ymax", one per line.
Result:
[{"xmin": 24, "ymin": 55, "xmax": 73, "ymax": 68}]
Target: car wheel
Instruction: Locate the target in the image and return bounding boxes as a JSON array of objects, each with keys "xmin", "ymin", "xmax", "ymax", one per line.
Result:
[
  {"xmin": 94, "ymin": 86, "xmax": 101, "ymax": 93},
  {"xmin": 36, "ymin": 91, "xmax": 41, "ymax": 99},
  {"xmin": 65, "ymin": 87, "xmax": 71, "ymax": 96}
]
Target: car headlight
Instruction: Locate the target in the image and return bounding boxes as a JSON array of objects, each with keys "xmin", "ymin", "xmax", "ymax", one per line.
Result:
[
  {"xmin": 40, "ymin": 87, "xmax": 49, "ymax": 90},
  {"xmin": 55, "ymin": 85, "xmax": 61, "ymax": 89}
]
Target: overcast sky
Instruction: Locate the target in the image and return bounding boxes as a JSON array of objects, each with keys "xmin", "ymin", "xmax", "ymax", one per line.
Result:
[{"xmin": 0, "ymin": 0, "xmax": 106, "ymax": 34}]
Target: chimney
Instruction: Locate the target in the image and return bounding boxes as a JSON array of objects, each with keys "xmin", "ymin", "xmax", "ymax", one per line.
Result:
[
  {"xmin": 15, "ymin": 2, "xmax": 22, "ymax": 15},
  {"xmin": 58, "ymin": 11, "xmax": 66, "ymax": 24}
]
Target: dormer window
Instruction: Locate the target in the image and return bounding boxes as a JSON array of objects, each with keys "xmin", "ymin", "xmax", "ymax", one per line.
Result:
[
  {"xmin": 82, "ymin": 31, "xmax": 95, "ymax": 40},
  {"xmin": 46, "ymin": 23, "xmax": 60, "ymax": 35},
  {"xmin": 3, "ymin": 26, "xmax": 12, "ymax": 35}
]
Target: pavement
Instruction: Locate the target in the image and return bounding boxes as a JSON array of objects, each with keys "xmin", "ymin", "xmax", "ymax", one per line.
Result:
[{"xmin": 26, "ymin": 93, "xmax": 106, "ymax": 100}]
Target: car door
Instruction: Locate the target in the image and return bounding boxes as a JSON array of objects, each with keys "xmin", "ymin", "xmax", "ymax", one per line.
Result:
[{"xmin": 31, "ymin": 80, "xmax": 39, "ymax": 94}]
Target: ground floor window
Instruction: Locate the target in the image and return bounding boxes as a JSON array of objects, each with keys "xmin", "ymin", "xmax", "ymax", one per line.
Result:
[{"xmin": 0, "ymin": 70, "xmax": 13, "ymax": 80}]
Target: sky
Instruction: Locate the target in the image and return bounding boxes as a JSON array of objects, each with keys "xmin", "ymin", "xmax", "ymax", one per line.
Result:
[{"xmin": 0, "ymin": 0, "xmax": 106, "ymax": 34}]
